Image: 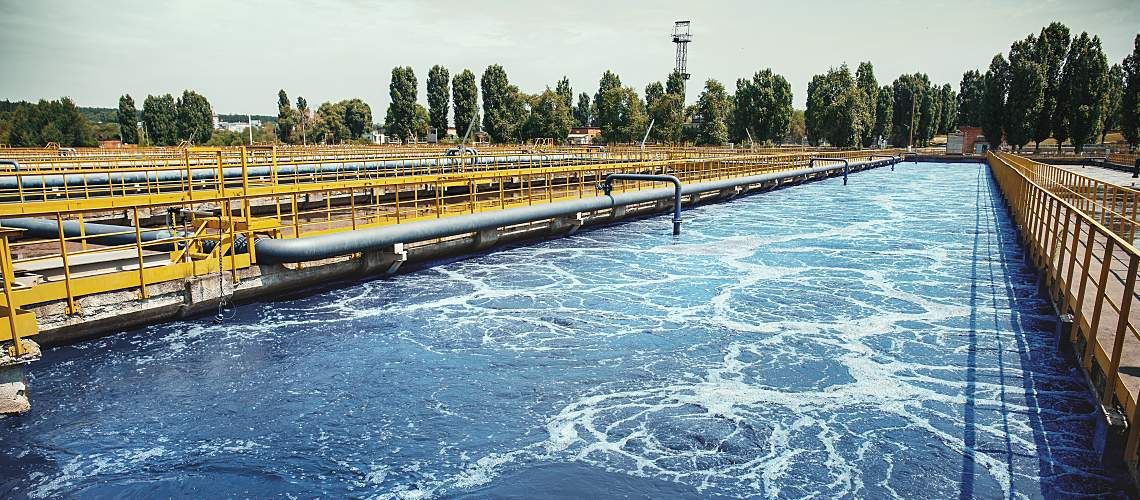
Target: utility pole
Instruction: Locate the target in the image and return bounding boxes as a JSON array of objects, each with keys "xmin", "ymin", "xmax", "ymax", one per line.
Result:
[{"xmin": 247, "ymin": 114, "xmax": 253, "ymax": 145}]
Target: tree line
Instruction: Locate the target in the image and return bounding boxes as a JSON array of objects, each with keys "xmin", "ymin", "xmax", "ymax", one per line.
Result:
[{"xmin": 957, "ymin": 23, "xmax": 1140, "ymax": 152}]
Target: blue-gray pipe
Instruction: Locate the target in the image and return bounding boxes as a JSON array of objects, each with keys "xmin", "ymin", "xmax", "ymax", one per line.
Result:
[
  {"xmin": 3, "ymin": 158, "xmax": 897, "ymax": 264},
  {"xmin": 810, "ymin": 157, "xmax": 850, "ymax": 185},
  {"xmin": 600, "ymin": 173, "xmax": 682, "ymax": 235},
  {"xmin": 254, "ymin": 159, "xmax": 892, "ymax": 263},
  {"xmin": 0, "ymin": 154, "xmax": 589, "ymax": 192}
]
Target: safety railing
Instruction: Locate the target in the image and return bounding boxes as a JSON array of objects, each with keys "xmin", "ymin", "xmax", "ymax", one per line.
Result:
[
  {"xmin": 0, "ymin": 149, "xmax": 896, "ymax": 321},
  {"xmin": 995, "ymin": 153, "xmax": 1139, "ymax": 242},
  {"xmin": 989, "ymin": 151, "xmax": 1140, "ymax": 460}
]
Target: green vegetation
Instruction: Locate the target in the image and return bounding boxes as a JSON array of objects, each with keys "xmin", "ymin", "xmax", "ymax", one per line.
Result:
[
  {"xmin": 386, "ymin": 66, "xmax": 420, "ymax": 143},
  {"xmin": 142, "ymin": 94, "xmax": 178, "ymax": 146},
  {"xmin": 427, "ymin": 65, "xmax": 450, "ymax": 137},
  {"xmin": 696, "ymin": 79, "xmax": 730, "ymax": 146},
  {"xmin": 960, "ymin": 21, "xmax": 1131, "ymax": 152},
  {"xmin": 481, "ymin": 65, "xmax": 528, "ymax": 143},
  {"xmin": 452, "ymin": 69, "xmax": 479, "ymax": 137},
  {"xmin": 1124, "ymin": 35, "xmax": 1140, "ymax": 150},
  {"xmin": 573, "ymin": 92, "xmax": 591, "ymax": 127},
  {"xmin": 732, "ymin": 69, "xmax": 793, "ymax": 145},
  {"xmin": 117, "ymin": 95, "xmax": 138, "ymax": 144},
  {"xmin": 806, "ymin": 65, "xmax": 864, "ymax": 147}
]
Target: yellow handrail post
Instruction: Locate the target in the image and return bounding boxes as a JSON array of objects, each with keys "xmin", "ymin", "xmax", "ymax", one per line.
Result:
[
  {"xmin": 1, "ymin": 229, "xmax": 24, "ymax": 357},
  {"xmin": 55, "ymin": 214, "xmax": 77, "ymax": 314},
  {"xmin": 132, "ymin": 207, "xmax": 149, "ymax": 299}
]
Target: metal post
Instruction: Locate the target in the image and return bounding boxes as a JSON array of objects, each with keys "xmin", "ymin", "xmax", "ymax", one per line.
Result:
[{"xmin": 1, "ymin": 230, "xmax": 24, "ymax": 357}]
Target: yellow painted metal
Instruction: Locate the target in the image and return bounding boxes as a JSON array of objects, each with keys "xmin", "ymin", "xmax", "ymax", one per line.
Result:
[
  {"xmin": 989, "ymin": 152, "xmax": 1140, "ymax": 463},
  {"xmin": 0, "ymin": 147, "xmax": 898, "ymax": 342}
]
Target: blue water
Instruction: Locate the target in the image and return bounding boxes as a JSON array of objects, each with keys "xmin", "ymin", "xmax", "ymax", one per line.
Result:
[{"xmin": 0, "ymin": 163, "xmax": 1129, "ymax": 498}]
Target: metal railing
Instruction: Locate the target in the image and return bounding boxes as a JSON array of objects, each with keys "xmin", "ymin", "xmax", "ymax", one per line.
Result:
[
  {"xmin": 989, "ymin": 151, "xmax": 1140, "ymax": 460},
  {"xmin": 995, "ymin": 153, "xmax": 1139, "ymax": 242}
]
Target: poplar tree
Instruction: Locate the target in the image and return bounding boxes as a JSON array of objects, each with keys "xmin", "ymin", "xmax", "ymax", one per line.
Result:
[
  {"xmin": 1066, "ymin": 32, "xmax": 1109, "ymax": 152},
  {"xmin": 1122, "ymin": 35, "xmax": 1140, "ymax": 150},
  {"xmin": 276, "ymin": 89, "xmax": 295, "ymax": 143},
  {"xmin": 451, "ymin": 69, "xmax": 479, "ymax": 138},
  {"xmin": 1036, "ymin": 22, "xmax": 1071, "ymax": 150},
  {"xmin": 573, "ymin": 92, "xmax": 591, "ymax": 127},
  {"xmin": 696, "ymin": 79, "xmax": 730, "ymax": 145},
  {"xmin": 427, "ymin": 65, "xmax": 449, "ymax": 138},
  {"xmin": 1005, "ymin": 37, "xmax": 1046, "ymax": 149},
  {"xmin": 175, "ymin": 90, "xmax": 213, "ymax": 144},
  {"xmin": 980, "ymin": 54, "xmax": 1009, "ymax": 149},
  {"xmin": 385, "ymin": 66, "xmax": 418, "ymax": 142},
  {"xmin": 117, "ymin": 94, "xmax": 138, "ymax": 144},
  {"xmin": 957, "ymin": 70, "xmax": 985, "ymax": 127},
  {"xmin": 142, "ymin": 94, "xmax": 178, "ymax": 146}
]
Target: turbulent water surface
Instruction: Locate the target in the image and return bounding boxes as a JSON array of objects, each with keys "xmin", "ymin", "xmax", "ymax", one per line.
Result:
[{"xmin": 0, "ymin": 163, "xmax": 1131, "ymax": 498}]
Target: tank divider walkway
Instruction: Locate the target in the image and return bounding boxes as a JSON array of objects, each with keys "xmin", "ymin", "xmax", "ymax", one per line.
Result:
[{"xmin": 989, "ymin": 152, "xmax": 1140, "ymax": 475}]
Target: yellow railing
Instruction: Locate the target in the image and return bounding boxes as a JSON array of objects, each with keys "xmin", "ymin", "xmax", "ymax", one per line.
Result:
[
  {"xmin": 989, "ymin": 151, "xmax": 1140, "ymax": 461},
  {"xmin": 997, "ymin": 153, "xmax": 1140, "ymax": 241},
  {"xmin": 0, "ymin": 149, "xmax": 896, "ymax": 337}
]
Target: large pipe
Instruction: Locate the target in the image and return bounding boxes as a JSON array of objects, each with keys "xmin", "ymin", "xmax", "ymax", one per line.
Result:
[
  {"xmin": 3, "ymin": 158, "xmax": 898, "ymax": 264},
  {"xmin": 0, "ymin": 154, "xmax": 591, "ymax": 192},
  {"xmin": 599, "ymin": 173, "xmax": 681, "ymax": 235},
  {"xmin": 810, "ymin": 157, "xmax": 850, "ymax": 185},
  {"xmin": 1, "ymin": 217, "xmax": 181, "ymax": 248},
  {"xmin": 254, "ymin": 159, "xmax": 893, "ymax": 263}
]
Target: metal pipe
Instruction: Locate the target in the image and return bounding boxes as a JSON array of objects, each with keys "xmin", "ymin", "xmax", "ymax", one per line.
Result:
[
  {"xmin": 599, "ymin": 173, "xmax": 681, "ymax": 235},
  {"xmin": 255, "ymin": 160, "xmax": 877, "ymax": 263},
  {"xmin": 0, "ymin": 154, "xmax": 590, "ymax": 192},
  {"xmin": 6, "ymin": 159, "xmax": 892, "ymax": 265},
  {"xmin": 810, "ymin": 157, "xmax": 850, "ymax": 185},
  {"xmin": 869, "ymin": 154, "xmax": 899, "ymax": 171}
]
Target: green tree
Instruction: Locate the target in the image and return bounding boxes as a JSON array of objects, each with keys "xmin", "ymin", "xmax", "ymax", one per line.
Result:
[
  {"xmin": 806, "ymin": 65, "xmax": 866, "ymax": 147},
  {"xmin": 593, "ymin": 70, "xmax": 625, "ymax": 141},
  {"xmin": 117, "ymin": 94, "xmax": 138, "ymax": 144},
  {"xmin": 524, "ymin": 88, "xmax": 573, "ymax": 141},
  {"xmin": 175, "ymin": 90, "xmax": 213, "ymax": 143},
  {"xmin": 452, "ymin": 69, "xmax": 479, "ymax": 138},
  {"xmin": 296, "ymin": 96, "xmax": 309, "ymax": 144},
  {"xmin": 277, "ymin": 89, "xmax": 295, "ymax": 143},
  {"xmin": 1066, "ymin": 32, "xmax": 1109, "ymax": 152},
  {"xmin": 786, "ymin": 109, "xmax": 806, "ymax": 143},
  {"xmin": 142, "ymin": 94, "xmax": 178, "ymax": 146},
  {"xmin": 1123, "ymin": 35, "xmax": 1140, "ymax": 150},
  {"xmin": 1005, "ymin": 37, "xmax": 1046, "ymax": 149},
  {"xmin": 696, "ymin": 79, "xmax": 730, "ymax": 146},
  {"xmin": 1037, "ymin": 22, "xmax": 1071, "ymax": 149},
  {"xmin": 855, "ymin": 62, "xmax": 878, "ymax": 146},
  {"xmin": 427, "ymin": 65, "xmax": 450, "ymax": 138},
  {"xmin": 957, "ymin": 70, "xmax": 985, "ymax": 127},
  {"xmin": 1102, "ymin": 63, "xmax": 1124, "ymax": 143},
  {"xmin": 645, "ymin": 81, "xmax": 665, "ymax": 108},
  {"xmin": 666, "ymin": 71, "xmax": 686, "ymax": 103},
  {"xmin": 6, "ymin": 98, "xmax": 95, "ymax": 147},
  {"xmin": 573, "ymin": 92, "xmax": 591, "ymax": 127},
  {"xmin": 732, "ymin": 69, "xmax": 793, "ymax": 144},
  {"xmin": 980, "ymin": 54, "xmax": 1009, "ymax": 149},
  {"xmin": 648, "ymin": 91, "xmax": 684, "ymax": 143},
  {"xmin": 555, "ymin": 77, "xmax": 573, "ymax": 110},
  {"xmin": 481, "ymin": 65, "xmax": 527, "ymax": 143},
  {"xmin": 314, "ymin": 101, "xmax": 350, "ymax": 143},
  {"xmin": 890, "ymin": 74, "xmax": 928, "ymax": 146},
  {"xmin": 342, "ymin": 98, "xmax": 372, "ymax": 138},
  {"xmin": 873, "ymin": 85, "xmax": 893, "ymax": 145},
  {"xmin": 385, "ymin": 66, "xmax": 419, "ymax": 142},
  {"xmin": 940, "ymin": 84, "xmax": 957, "ymax": 133}
]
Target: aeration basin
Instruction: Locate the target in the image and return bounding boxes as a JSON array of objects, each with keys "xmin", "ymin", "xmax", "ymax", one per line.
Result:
[{"xmin": 0, "ymin": 163, "xmax": 1130, "ymax": 497}]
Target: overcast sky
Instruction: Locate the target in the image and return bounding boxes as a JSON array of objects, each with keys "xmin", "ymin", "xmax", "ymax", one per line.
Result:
[{"xmin": 1, "ymin": 0, "xmax": 1137, "ymax": 117}]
